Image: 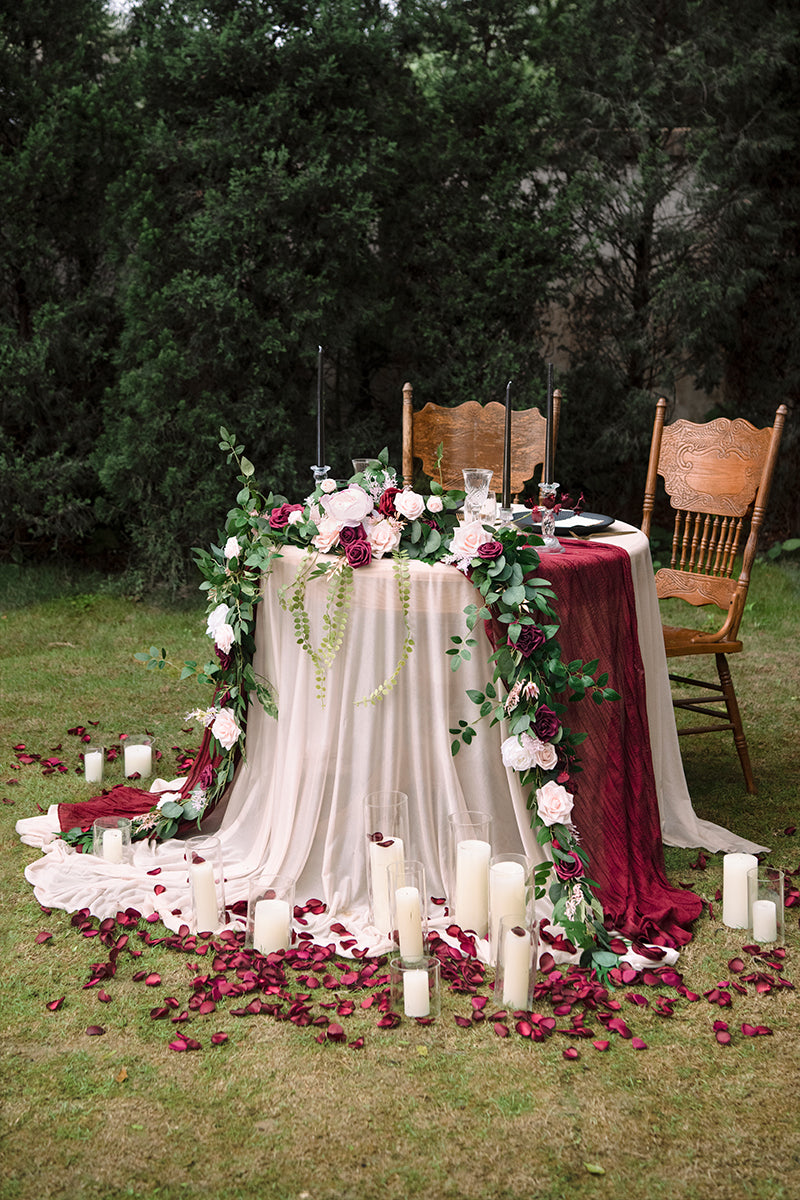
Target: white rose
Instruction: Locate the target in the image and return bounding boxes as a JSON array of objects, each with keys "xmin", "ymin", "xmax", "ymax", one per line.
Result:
[
  {"xmin": 427, "ymin": 495, "xmax": 444, "ymax": 513},
  {"xmin": 211, "ymin": 707, "xmax": 242, "ymax": 751},
  {"xmin": 224, "ymin": 536, "xmax": 242, "ymax": 560},
  {"xmin": 205, "ymin": 602, "xmax": 229, "ymax": 639},
  {"xmin": 368, "ymin": 517, "xmax": 401, "ymax": 558},
  {"xmin": 287, "ymin": 509, "xmax": 304, "ymax": 526},
  {"xmin": 156, "ymin": 791, "xmax": 182, "ymax": 810},
  {"xmin": 214, "ymin": 621, "xmax": 235, "ymax": 654},
  {"xmin": 312, "ymin": 514, "xmax": 341, "ymax": 552},
  {"xmin": 323, "ymin": 485, "xmax": 373, "ymax": 527},
  {"xmin": 394, "ymin": 489, "xmax": 425, "ymax": 520},
  {"xmin": 536, "ymin": 780, "xmax": 574, "ymax": 827},
  {"xmin": 501, "ymin": 734, "xmax": 536, "ymax": 773},
  {"xmin": 450, "ymin": 520, "xmax": 492, "ymax": 559},
  {"xmin": 531, "ymin": 738, "xmax": 558, "ymax": 771}
]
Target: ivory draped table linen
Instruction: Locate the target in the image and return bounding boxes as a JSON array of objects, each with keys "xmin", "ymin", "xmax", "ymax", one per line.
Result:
[{"xmin": 17, "ymin": 522, "xmax": 765, "ymax": 952}]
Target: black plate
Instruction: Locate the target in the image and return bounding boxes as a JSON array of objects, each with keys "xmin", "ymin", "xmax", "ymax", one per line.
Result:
[{"xmin": 514, "ymin": 510, "xmax": 615, "ymax": 536}]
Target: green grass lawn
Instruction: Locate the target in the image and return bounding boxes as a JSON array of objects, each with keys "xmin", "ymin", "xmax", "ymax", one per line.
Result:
[{"xmin": 1, "ymin": 558, "xmax": 798, "ymax": 1200}]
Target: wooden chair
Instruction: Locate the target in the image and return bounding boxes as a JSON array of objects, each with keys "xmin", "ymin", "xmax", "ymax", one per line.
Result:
[
  {"xmin": 641, "ymin": 397, "xmax": 788, "ymax": 793},
  {"xmin": 401, "ymin": 382, "xmax": 561, "ymax": 496}
]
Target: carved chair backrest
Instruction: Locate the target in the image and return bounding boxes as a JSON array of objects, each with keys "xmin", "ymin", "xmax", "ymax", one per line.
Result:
[
  {"xmin": 641, "ymin": 398, "xmax": 787, "ymax": 642},
  {"xmin": 401, "ymin": 382, "xmax": 561, "ymax": 496}
]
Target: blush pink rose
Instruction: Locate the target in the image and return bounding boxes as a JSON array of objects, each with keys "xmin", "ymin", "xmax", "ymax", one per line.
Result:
[
  {"xmin": 368, "ymin": 517, "xmax": 401, "ymax": 558},
  {"xmin": 323, "ymin": 485, "xmax": 373, "ymax": 527},
  {"xmin": 312, "ymin": 514, "xmax": 341, "ymax": 552},
  {"xmin": 426, "ymin": 495, "xmax": 444, "ymax": 513},
  {"xmin": 450, "ymin": 520, "xmax": 493, "ymax": 559},
  {"xmin": 530, "ymin": 738, "xmax": 558, "ymax": 771},
  {"xmin": 214, "ymin": 621, "xmax": 235, "ymax": 655},
  {"xmin": 211, "ymin": 707, "xmax": 242, "ymax": 751},
  {"xmin": 536, "ymin": 780, "xmax": 574, "ymax": 827},
  {"xmin": 394, "ymin": 489, "xmax": 425, "ymax": 520}
]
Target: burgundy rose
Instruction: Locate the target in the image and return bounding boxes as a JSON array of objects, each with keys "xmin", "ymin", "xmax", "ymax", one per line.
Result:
[
  {"xmin": 377, "ymin": 486, "xmax": 400, "ymax": 517},
  {"xmin": 215, "ymin": 646, "xmax": 232, "ymax": 671},
  {"xmin": 477, "ymin": 540, "xmax": 503, "ymax": 561},
  {"xmin": 554, "ymin": 850, "xmax": 585, "ymax": 882},
  {"xmin": 343, "ymin": 538, "xmax": 372, "ymax": 568},
  {"xmin": 338, "ymin": 523, "xmax": 367, "ymax": 546},
  {"xmin": 269, "ymin": 502, "xmax": 304, "ymax": 530},
  {"xmin": 533, "ymin": 704, "xmax": 560, "ymax": 740},
  {"xmin": 510, "ymin": 623, "xmax": 545, "ymax": 658}
]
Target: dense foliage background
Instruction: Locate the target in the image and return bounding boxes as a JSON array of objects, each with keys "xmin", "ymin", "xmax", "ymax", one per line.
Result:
[{"xmin": 1, "ymin": 0, "xmax": 797, "ymax": 586}]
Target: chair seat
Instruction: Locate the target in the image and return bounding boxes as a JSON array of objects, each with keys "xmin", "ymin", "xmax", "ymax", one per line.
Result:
[{"xmin": 662, "ymin": 625, "xmax": 743, "ymax": 658}]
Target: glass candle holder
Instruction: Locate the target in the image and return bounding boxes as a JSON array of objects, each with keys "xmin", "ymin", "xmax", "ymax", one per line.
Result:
[
  {"xmin": 364, "ymin": 791, "xmax": 409, "ymax": 934},
  {"xmin": 247, "ymin": 875, "xmax": 296, "ymax": 955},
  {"xmin": 447, "ymin": 810, "xmax": 493, "ymax": 938},
  {"xmin": 388, "ymin": 859, "xmax": 427, "ymax": 959},
  {"xmin": 495, "ymin": 915, "xmax": 538, "ymax": 1013},
  {"xmin": 84, "ymin": 746, "xmax": 105, "ymax": 785},
  {"xmin": 489, "ymin": 853, "xmax": 531, "ymax": 963},
  {"xmin": 185, "ymin": 835, "xmax": 225, "ymax": 934},
  {"xmin": 123, "ymin": 735, "xmax": 154, "ymax": 780},
  {"xmin": 92, "ymin": 816, "xmax": 132, "ymax": 864},
  {"xmin": 537, "ymin": 483, "xmax": 564, "ymax": 554},
  {"xmin": 389, "ymin": 954, "xmax": 441, "ymax": 1021},
  {"xmin": 462, "ymin": 468, "xmax": 494, "ymax": 525},
  {"xmin": 747, "ymin": 866, "xmax": 785, "ymax": 945}
]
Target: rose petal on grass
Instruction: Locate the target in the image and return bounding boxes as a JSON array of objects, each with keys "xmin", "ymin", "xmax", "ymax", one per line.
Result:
[
  {"xmin": 86, "ymin": 1025, "xmax": 105, "ymax": 1036},
  {"xmin": 631, "ymin": 1037, "xmax": 647, "ymax": 1050},
  {"xmin": 715, "ymin": 1029, "xmax": 732, "ymax": 1044},
  {"xmin": 35, "ymin": 931, "xmax": 53, "ymax": 944},
  {"xmin": 46, "ymin": 997, "xmax": 65, "ymax": 1011},
  {"xmin": 592, "ymin": 1040, "xmax": 610, "ymax": 1051},
  {"xmin": 210, "ymin": 1032, "xmax": 229, "ymax": 1045}
]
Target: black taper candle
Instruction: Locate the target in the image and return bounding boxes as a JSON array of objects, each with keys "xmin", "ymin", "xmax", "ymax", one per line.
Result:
[
  {"xmin": 316, "ymin": 345, "xmax": 324, "ymax": 467},
  {"xmin": 502, "ymin": 380, "xmax": 513, "ymax": 510},
  {"xmin": 544, "ymin": 363, "xmax": 554, "ymax": 485}
]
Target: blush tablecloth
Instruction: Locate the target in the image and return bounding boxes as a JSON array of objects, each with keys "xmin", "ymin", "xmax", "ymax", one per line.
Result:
[{"xmin": 18, "ymin": 523, "xmax": 765, "ymax": 950}]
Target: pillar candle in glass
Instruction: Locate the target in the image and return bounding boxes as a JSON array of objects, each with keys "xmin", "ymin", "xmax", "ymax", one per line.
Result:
[
  {"xmin": 123, "ymin": 735, "xmax": 153, "ymax": 779},
  {"xmin": 722, "ymin": 852, "xmax": 759, "ymax": 928},
  {"xmin": 247, "ymin": 875, "xmax": 295, "ymax": 955},
  {"xmin": 364, "ymin": 791, "xmax": 409, "ymax": 934},
  {"xmin": 84, "ymin": 746, "xmax": 105, "ymax": 785},
  {"xmin": 488, "ymin": 853, "xmax": 530, "ymax": 960},
  {"xmin": 448, "ymin": 810, "xmax": 492, "ymax": 938},
  {"xmin": 747, "ymin": 865, "xmax": 785, "ymax": 945},
  {"xmin": 390, "ymin": 954, "xmax": 441, "ymax": 1021},
  {"xmin": 388, "ymin": 859, "xmax": 427, "ymax": 959},
  {"xmin": 185, "ymin": 835, "xmax": 225, "ymax": 934},
  {"xmin": 495, "ymin": 915, "xmax": 537, "ymax": 1012},
  {"xmin": 92, "ymin": 816, "xmax": 132, "ymax": 864}
]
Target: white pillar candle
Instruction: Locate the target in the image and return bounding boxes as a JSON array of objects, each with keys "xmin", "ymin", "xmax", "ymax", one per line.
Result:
[
  {"xmin": 102, "ymin": 827, "xmax": 123, "ymax": 864},
  {"xmin": 395, "ymin": 885, "xmax": 424, "ymax": 959},
  {"xmin": 489, "ymin": 860, "xmax": 526, "ymax": 949},
  {"xmin": 455, "ymin": 839, "xmax": 491, "ymax": 937},
  {"xmin": 403, "ymin": 968, "xmax": 430, "ymax": 1018},
  {"xmin": 253, "ymin": 897, "xmax": 291, "ymax": 954},
  {"xmin": 191, "ymin": 861, "xmax": 219, "ymax": 932},
  {"xmin": 124, "ymin": 742, "xmax": 152, "ymax": 778},
  {"xmin": 751, "ymin": 899, "xmax": 778, "ymax": 943},
  {"xmin": 722, "ymin": 852, "xmax": 758, "ymax": 928},
  {"xmin": 501, "ymin": 925, "xmax": 532, "ymax": 1011},
  {"xmin": 84, "ymin": 750, "xmax": 104, "ymax": 784},
  {"xmin": 369, "ymin": 836, "xmax": 405, "ymax": 933}
]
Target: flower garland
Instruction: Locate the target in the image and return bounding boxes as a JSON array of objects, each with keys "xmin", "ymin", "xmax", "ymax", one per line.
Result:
[{"xmin": 133, "ymin": 431, "xmax": 620, "ymax": 974}]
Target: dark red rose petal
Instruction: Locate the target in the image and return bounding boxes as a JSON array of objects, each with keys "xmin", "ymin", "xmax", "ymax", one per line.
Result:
[{"xmin": 86, "ymin": 1025, "xmax": 105, "ymax": 1036}]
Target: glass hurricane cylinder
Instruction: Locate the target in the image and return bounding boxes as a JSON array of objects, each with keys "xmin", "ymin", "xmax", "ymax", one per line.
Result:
[
  {"xmin": 185, "ymin": 835, "xmax": 225, "ymax": 934},
  {"xmin": 488, "ymin": 853, "xmax": 531, "ymax": 963},
  {"xmin": 364, "ymin": 791, "xmax": 409, "ymax": 934},
  {"xmin": 389, "ymin": 954, "xmax": 441, "ymax": 1021},
  {"xmin": 495, "ymin": 916, "xmax": 538, "ymax": 1013},
  {"xmin": 747, "ymin": 866, "xmax": 785, "ymax": 945},
  {"xmin": 92, "ymin": 816, "xmax": 132, "ymax": 865},
  {"xmin": 388, "ymin": 859, "xmax": 427, "ymax": 959},
  {"xmin": 123, "ymin": 735, "xmax": 153, "ymax": 779},
  {"xmin": 448, "ymin": 810, "xmax": 492, "ymax": 938},
  {"xmin": 247, "ymin": 875, "xmax": 295, "ymax": 955},
  {"xmin": 84, "ymin": 746, "xmax": 105, "ymax": 785}
]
